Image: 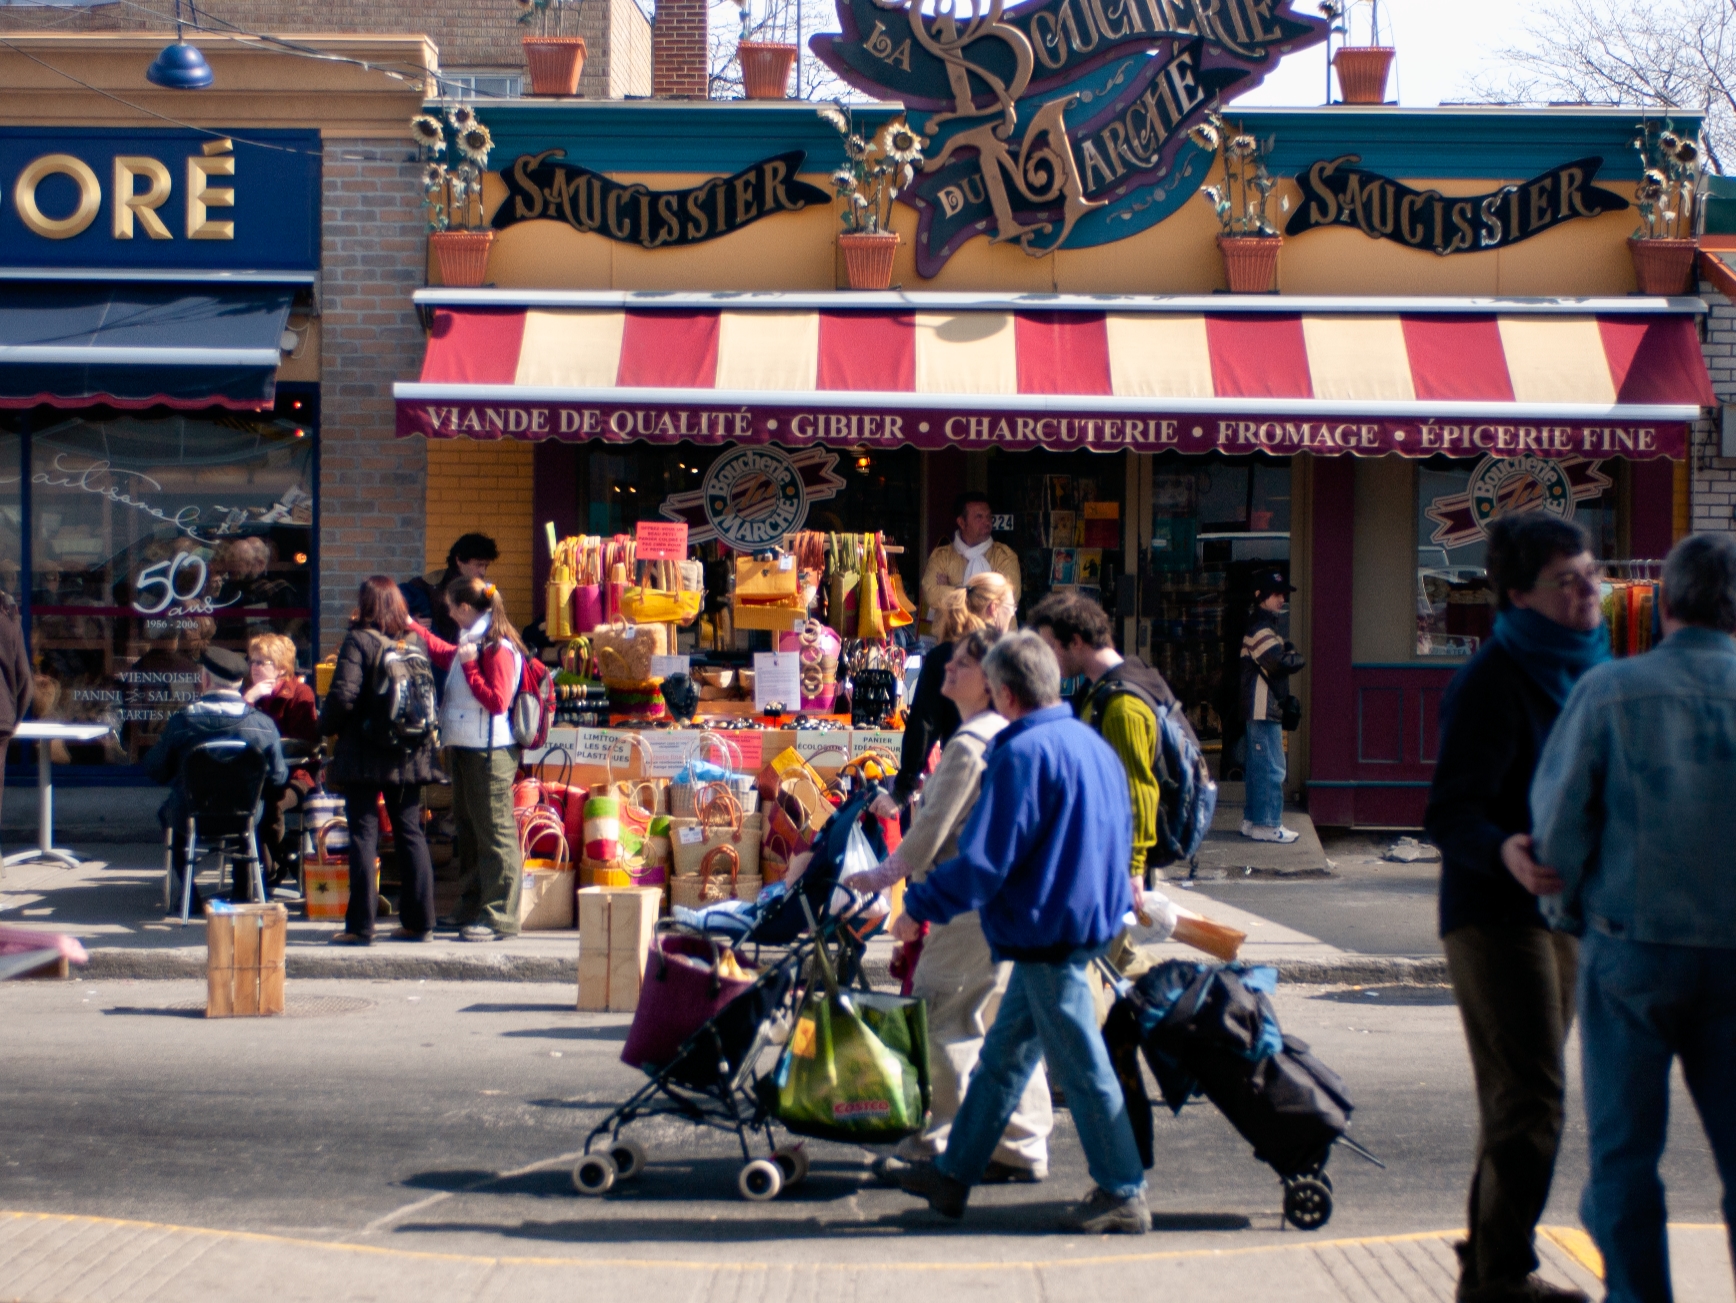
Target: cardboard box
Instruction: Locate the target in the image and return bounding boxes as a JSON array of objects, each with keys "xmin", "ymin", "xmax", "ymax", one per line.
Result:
[
  {"xmin": 205, "ymin": 902, "xmax": 287, "ymax": 1018},
  {"xmin": 576, "ymin": 886, "xmax": 664, "ymax": 1012}
]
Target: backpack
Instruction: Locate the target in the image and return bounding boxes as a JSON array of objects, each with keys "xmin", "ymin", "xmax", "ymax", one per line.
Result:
[
  {"xmin": 360, "ymin": 631, "xmax": 439, "ymax": 751},
  {"xmin": 1083, "ymin": 676, "xmax": 1219, "ymax": 868},
  {"xmin": 510, "ymin": 653, "xmax": 555, "ymax": 750}
]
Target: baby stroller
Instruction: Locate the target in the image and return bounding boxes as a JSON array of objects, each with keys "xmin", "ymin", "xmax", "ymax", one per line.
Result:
[
  {"xmin": 574, "ymin": 789, "xmax": 901, "ymax": 1203},
  {"xmin": 1103, "ymin": 958, "xmax": 1383, "ymax": 1231}
]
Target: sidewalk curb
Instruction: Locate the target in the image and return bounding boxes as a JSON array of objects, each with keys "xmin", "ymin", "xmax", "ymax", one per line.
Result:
[{"xmin": 80, "ymin": 947, "xmax": 1447, "ymax": 987}]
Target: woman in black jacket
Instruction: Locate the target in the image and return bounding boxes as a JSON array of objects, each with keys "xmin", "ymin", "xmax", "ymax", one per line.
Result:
[{"xmin": 316, "ymin": 576, "xmax": 439, "ymax": 946}]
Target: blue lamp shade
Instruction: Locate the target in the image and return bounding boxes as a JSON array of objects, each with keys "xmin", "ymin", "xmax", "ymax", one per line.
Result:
[{"xmin": 146, "ymin": 42, "xmax": 214, "ymax": 89}]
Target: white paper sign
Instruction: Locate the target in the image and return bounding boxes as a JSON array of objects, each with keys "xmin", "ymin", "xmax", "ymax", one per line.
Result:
[
  {"xmin": 852, "ymin": 730, "xmax": 903, "ymax": 759},
  {"xmin": 677, "ymin": 825, "xmax": 705, "ymax": 846},
  {"xmin": 650, "ymin": 655, "xmax": 690, "ymax": 679},
  {"xmin": 793, "ymin": 733, "xmax": 852, "ymax": 765},
  {"xmin": 644, "ymin": 732, "xmax": 698, "ymax": 778},
  {"xmin": 753, "ymin": 652, "xmax": 803, "ymax": 713},
  {"xmin": 530, "ymin": 727, "xmax": 623, "ymax": 768}
]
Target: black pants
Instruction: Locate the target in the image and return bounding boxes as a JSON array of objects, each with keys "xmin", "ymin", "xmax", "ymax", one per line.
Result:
[
  {"xmin": 343, "ymin": 784, "xmax": 434, "ymax": 939},
  {"xmin": 170, "ymin": 818, "xmax": 266, "ymax": 906},
  {"xmin": 1443, "ymin": 922, "xmax": 1579, "ymax": 1289},
  {"xmin": 259, "ymin": 777, "xmax": 312, "ymax": 889}
]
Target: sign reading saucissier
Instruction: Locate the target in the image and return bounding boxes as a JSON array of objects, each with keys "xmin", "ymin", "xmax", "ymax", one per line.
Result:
[
  {"xmin": 493, "ymin": 149, "xmax": 830, "ymax": 248},
  {"xmin": 1284, "ymin": 155, "xmax": 1629, "ymax": 255}
]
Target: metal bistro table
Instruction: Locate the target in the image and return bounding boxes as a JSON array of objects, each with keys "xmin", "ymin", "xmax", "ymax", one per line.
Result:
[{"xmin": 3, "ymin": 722, "xmax": 114, "ymax": 868}]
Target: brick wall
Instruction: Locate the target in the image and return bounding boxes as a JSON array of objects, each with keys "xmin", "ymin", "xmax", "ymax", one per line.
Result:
[
  {"xmin": 424, "ymin": 439, "xmax": 537, "ymax": 630},
  {"xmin": 1695, "ymin": 289, "xmax": 1736, "ymax": 538},
  {"xmin": 319, "ymin": 140, "xmax": 430, "ymax": 653},
  {"xmin": 0, "ymin": 0, "xmax": 650, "ymax": 97},
  {"xmin": 652, "ymin": 0, "xmax": 709, "ymax": 96}
]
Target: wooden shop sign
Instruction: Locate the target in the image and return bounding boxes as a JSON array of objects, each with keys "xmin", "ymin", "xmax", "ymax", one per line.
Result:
[
  {"xmin": 493, "ymin": 149, "xmax": 830, "ymax": 248},
  {"xmin": 1284, "ymin": 155, "xmax": 1628, "ymax": 256}
]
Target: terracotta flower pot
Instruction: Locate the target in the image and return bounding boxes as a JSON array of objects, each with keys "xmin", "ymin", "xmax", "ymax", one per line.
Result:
[
  {"xmin": 1217, "ymin": 234, "xmax": 1281, "ymax": 293},
  {"xmin": 1628, "ymin": 236, "xmax": 1698, "ymax": 295},
  {"xmin": 839, "ymin": 230, "xmax": 899, "ymax": 290},
  {"xmin": 1333, "ymin": 46, "xmax": 1394, "ymax": 104},
  {"xmin": 739, "ymin": 41, "xmax": 797, "ymax": 99},
  {"xmin": 523, "ymin": 35, "xmax": 586, "ymax": 96},
  {"xmin": 430, "ymin": 229, "xmax": 496, "ymax": 287}
]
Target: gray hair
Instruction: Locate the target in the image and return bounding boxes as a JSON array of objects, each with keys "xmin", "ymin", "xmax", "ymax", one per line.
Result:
[
  {"xmin": 1663, "ymin": 533, "xmax": 1736, "ymax": 632},
  {"xmin": 981, "ymin": 629, "xmax": 1062, "ymax": 709}
]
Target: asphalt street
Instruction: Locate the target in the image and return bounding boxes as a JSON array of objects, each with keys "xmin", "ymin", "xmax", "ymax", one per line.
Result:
[{"xmin": 1, "ymin": 976, "xmax": 1726, "ymax": 1272}]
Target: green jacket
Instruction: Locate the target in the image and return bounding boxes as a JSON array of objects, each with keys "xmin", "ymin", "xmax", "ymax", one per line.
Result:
[{"xmin": 1080, "ymin": 690, "xmax": 1158, "ymax": 879}]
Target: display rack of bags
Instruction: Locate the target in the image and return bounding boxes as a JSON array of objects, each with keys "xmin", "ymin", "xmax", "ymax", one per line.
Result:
[{"xmin": 1602, "ymin": 560, "xmax": 1665, "ymax": 658}]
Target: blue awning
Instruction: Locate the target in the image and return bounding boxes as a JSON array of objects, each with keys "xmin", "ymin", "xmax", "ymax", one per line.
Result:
[{"xmin": 0, "ymin": 281, "xmax": 296, "ymax": 410}]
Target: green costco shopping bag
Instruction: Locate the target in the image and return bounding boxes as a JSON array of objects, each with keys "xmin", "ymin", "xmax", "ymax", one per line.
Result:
[{"xmin": 771, "ymin": 958, "xmax": 931, "ymax": 1143}]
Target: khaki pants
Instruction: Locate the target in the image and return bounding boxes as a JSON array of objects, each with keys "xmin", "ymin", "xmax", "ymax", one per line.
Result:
[
  {"xmin": 895, "ymin": 910, "xmax": 1053, "ymax": 1172},
  {"xmin": 449, "ymin": 746, "xmax": 523, "ymax": 936}
]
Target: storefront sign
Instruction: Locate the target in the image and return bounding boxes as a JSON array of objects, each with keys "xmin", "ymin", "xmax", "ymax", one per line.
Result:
[
  {"xmin": 1425, "ymin": 455, "xmax": 1613, "ymax": 548},
  {"xmin": 0, "ymin": 127, "xmax": 321, "ymax": 271},
  {"xmin": 400, "ymin": 399, "xmax": 1687, "ymax": 461},
  {"xmin": 1285, "ymin": 155, "xmax": 1628, "ymax": 255},
  {"xmin": 656, "ymin": 446, "xmax": 847, "ymax": 546},
  {"xmin": 493, "ymin": 150, "xmax": 829, "ymax": 248},
  {"xmin": 813, "ymin": 0, "xmax": 1326, "ymax": 275}
]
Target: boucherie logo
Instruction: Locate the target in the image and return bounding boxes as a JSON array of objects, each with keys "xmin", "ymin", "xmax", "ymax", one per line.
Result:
[
  {"xmin": 812, "ymin": 0, "xmax": 1327, "ymax": 276},
  {"xmin": 493, "ymin": 149, "xmax": 830, "ymax": 248}
]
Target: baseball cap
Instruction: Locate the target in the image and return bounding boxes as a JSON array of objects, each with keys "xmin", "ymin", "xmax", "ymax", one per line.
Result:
[{"xmin": 1250, "ymin": 569, "xmax": 1296, "ymax": 598}]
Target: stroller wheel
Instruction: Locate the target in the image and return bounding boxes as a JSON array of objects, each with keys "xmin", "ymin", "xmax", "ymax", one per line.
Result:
[
  {"xmin": 738, "ymin": 1158, "xmax": 784, "ymax": 1202},
  {"xmin": 1282, "ymin": 1176, "xmax": 1332, "ymax": 1231},
  {"xmin": 608, "ymin": 1139, "xmax": 648, "ymax": 1181},
  {"xmin": 573, "ymin": 1153, "xmax": 616, "ymax": 1196},
  {"xmin": 773, "ymin": 1146, "xmax": 809, "ymax": 1187}
]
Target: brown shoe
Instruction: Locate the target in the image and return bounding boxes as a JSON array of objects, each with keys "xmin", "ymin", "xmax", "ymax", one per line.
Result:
[
  {"xmin": 328, "ymin": 932, "xmax": 372, "ymax": 946},
  {"xmin": 390, "ymin": 927, "xmax": 432, "ymax": 942}
]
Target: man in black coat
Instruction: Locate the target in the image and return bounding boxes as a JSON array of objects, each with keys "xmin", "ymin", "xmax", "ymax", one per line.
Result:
[
  {"xmin": 146, "ymin": 647, "xmax": 288, "ymax": 909},
  {"xmin": 1424, "ymin": 512, "xmax": 1606, "ymax": 1303}
]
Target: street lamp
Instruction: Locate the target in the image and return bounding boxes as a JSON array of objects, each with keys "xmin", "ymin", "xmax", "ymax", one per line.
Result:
[{"xmin": 146, "ymin": 0, "xmax": 213, "ymax": 89}]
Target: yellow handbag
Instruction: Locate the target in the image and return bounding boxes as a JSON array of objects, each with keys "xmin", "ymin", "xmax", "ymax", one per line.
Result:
[
  {"xmin": 735, "ymin": 553, "xmax": 801, "ymax": 601},
  {"xmin": 620, "ymin": 586, "xmax": 702, "ymax": 624},
  {"xmin": 857, "ymin": 534, "xmax": 885, "ymax": 639}
]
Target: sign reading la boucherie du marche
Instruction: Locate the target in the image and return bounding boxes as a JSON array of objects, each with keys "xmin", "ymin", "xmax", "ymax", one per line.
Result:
[
  {"xmin": 813, "ymin": 0, "xmax": 1327, "ymax": 276},
  {"xmin": 0, "ymin": 128, "xmax": 321, "ymax": 271}
]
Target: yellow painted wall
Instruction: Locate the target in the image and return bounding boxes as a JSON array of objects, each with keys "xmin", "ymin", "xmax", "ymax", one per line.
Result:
[
  {"xmin": 465, "ymin": 168, "xmax": 1652, "ymax": 297},
  {"xmin": 423, "ymin": 439, "xmax": 537, "ymax": 632}
]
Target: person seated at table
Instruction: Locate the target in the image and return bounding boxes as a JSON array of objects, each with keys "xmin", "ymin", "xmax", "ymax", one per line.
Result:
[
  {"xmin": 145, "ymin": 647, "xmax": 288, "ymax": 909},
  {"xmin": 242, "ymin": 633, "xmax": 320, "ymax": 895}
]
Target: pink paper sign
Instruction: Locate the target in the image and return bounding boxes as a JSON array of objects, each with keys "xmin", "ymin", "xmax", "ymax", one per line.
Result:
[
  {"xmin": 635, "ymin": 520, "xmax": 689, "ymax": 560},
  {"xmin": 731, "ymin": 730, "xmax": 764, "ymax": 771}
]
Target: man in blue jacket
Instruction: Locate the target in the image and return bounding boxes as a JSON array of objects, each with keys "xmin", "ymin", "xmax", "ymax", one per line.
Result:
[
  {"xmin": 890, "ymin": 630, "xmax": 1147, "ymax": 1234},
  {"xmin": 1532, "ymin": 533, "xmax": 1736, "ymax": 1303}
]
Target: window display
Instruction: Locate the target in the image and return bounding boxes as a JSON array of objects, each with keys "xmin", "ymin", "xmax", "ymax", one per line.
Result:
[
  {"xmin": 1415, "ymin": 456, "xmax": 1617, "ymax": 658},
  {"xmin": 10, "ymin": 395, "xmax": 315, "ymax": 768}
]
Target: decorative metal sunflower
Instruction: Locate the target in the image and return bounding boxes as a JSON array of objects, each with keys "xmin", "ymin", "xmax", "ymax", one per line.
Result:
[{"xmin": 410, "ymin": 115, "xmax": 445, "ymax": 148}]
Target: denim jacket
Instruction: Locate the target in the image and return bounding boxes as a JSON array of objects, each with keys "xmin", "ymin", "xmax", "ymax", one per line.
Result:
[{"xmin": 1531, "ymin": 626, "xmax": 1736, "ymax": 948}]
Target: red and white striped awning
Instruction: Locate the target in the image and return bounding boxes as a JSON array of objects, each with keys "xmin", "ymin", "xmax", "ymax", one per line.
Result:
[{"xmin": 395, "ymin": 292, "xmax": 1714, "ymax": 460}]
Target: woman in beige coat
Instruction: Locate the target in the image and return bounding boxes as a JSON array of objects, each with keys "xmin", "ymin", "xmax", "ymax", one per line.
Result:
[{"xmin": 846, "ymin": 626, "xmax": 1054, "ymax": 1184}]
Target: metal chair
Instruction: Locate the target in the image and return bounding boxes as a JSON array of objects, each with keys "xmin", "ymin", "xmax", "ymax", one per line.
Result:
[{"xmin": 170, "ymin": 739, "xmax": 270, "ymax": 924}]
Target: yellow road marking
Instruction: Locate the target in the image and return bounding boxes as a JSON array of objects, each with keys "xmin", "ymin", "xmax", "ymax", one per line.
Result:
[{"xmin": 1540, "ymin": 1225, "xmax": 1605, "ymax": 1279}]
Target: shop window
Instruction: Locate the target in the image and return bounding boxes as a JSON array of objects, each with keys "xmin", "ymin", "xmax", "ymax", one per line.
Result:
[
  {"xmin": 986, "ymin": 450, "xmax": 1129, "ymax": 632},
  {"xmin": 1415, "ymin": 458, "xmax": 1618, "ymax": 658},
  {"xmin": 1147, "ymin": 455, "xmax": 1291, "ymax": 756},
  {"xmin": 9, "ymin": 395, "xmax": 315, "ymax": 771}
]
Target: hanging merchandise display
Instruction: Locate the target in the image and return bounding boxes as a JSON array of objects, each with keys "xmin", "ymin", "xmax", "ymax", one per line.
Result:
[{"xmin": 1601, "ymin": 562, "xmax": 1666, "ymax": 658}]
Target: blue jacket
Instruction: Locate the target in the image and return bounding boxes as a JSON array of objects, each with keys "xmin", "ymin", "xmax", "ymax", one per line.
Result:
[
  {"xmin": 1532, "ymin": 626, "xmax": 1736, "ymax": 949},
  {"xmin": 145, "ymin": 691, "xmax": 289, "ymax": 826},
  {"xmin": 902, "ymin": 704, "xmax": 1134, "ymax": 961}
]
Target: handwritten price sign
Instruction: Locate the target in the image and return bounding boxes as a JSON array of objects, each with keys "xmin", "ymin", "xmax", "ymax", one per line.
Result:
[{"xmin": 635, "ymin": 520, "xmax": 689, "ymax": 560}]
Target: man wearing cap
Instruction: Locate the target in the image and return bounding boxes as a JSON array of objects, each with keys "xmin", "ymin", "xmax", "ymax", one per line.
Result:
[
  {"xmin": 145, "ymin": 646, "xmax": 289, "ymax": 908},
  {"xmin": 1239, "ymin": 571, "xmax": 1304, "ymax": 844}
]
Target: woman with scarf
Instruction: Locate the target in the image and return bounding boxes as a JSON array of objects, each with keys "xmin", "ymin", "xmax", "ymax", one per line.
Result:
[
  {"xmin": 1425, "ymin": 512, "xmax": 1605, "ymax": 1303},
  {"xmin": 410, "ymin": 577, "xmax": 528, "ymax": 944}
]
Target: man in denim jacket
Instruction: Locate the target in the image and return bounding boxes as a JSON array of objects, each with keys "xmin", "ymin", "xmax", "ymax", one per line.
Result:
[{"xmin": 1532, "ymin": 533, "xmax": 1736, "ymax": 1303}]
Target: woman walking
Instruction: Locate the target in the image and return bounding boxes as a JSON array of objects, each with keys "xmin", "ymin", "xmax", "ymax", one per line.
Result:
[
  {"xmin": 848, "ymin": 627, "xmax": 1053, "ymax": 1184},
  {"xmin": 316, "ymin": 577, "xmax": 438, "ymax": 945},
  {"xmin": 879, "ymin": 572, "xmax": 1016, "ymax": 818},
  {"xmin": 1425, "ymin": 512, "xmax": 1604, "ymax": 1303},
  {"xmin": 244, "ymin": 632, "xmax": 320, "ymax": 895},
  {"xmin": 411, "ymin": 577, "xmax": 526, "ymax": 944}
]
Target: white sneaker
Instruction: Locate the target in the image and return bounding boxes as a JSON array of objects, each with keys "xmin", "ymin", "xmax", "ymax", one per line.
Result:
[
  {"xmin": 1239, "ymin": 819, "xmax": 1255, "ymax": 836},
  {"xmin": 1243, "ymin": 825, "xmax": 1300, "ymax": 844}
]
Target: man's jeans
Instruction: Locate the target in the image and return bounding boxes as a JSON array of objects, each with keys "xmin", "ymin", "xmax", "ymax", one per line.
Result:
[
  {"xmin": 936, "ymin": 948, "xmax": 1146, "ymax": 1201},
  {"xmin": 1244, "ymin": 719, "xmax": 1287, "ymax": 828},
  {"xmin": 1578, "ymin": 928, "xmax": 1736, "ymax": 1303}
]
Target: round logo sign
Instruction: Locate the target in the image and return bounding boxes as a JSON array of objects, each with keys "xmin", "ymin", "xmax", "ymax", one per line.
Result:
[
  {"xmin": 702, "ymin": 446, "xmax": 808, "ymax": 551},
  {"xmin": 1467, "ymin": 455, "xmax": 1575, "ymax": 534}
]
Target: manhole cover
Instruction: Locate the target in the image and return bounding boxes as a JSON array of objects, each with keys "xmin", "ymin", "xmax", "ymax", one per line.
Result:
[{"xmin": 155, "ymin": 996, "xmax": 376, "ymax": 1018}]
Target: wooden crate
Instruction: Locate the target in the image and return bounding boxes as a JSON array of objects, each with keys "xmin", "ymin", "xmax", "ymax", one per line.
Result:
[
  {"xmin": 205, "ymin": 902, "xmax": 288, "ymax": 1018},
  {"xmin": 576, "ymin": 886, "xmax": 663, "ymax": 1012}
]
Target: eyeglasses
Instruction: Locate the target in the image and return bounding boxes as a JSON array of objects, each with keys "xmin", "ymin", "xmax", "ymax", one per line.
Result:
[
  {"xmin": 1537, "ymin": 568, "xmax": 1605, "ymax": 593},
  {"xmin": 247, "ymin": 658, "xmax": 276, "ymax": 667}
]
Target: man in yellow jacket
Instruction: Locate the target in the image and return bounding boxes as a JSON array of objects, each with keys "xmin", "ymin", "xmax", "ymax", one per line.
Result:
[{"xmin": 921, "ymin": 492, "xmax": 1021, "ymax": 626}]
